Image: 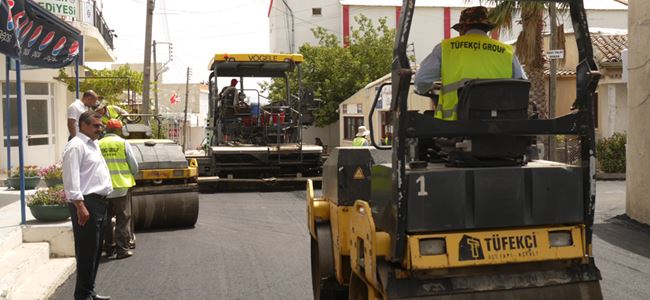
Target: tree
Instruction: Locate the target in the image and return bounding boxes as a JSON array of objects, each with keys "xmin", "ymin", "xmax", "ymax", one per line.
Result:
[
  {"xmin": 488, "ymin": 1, "xmax": 564, "ymax": 119},
  {"xmin": 57, "ymin": 65, "xmax": 143, "ymax": 105},
  {"xmin": 262, "ymin": 15, "xmax": 395, "ymax": 127}
]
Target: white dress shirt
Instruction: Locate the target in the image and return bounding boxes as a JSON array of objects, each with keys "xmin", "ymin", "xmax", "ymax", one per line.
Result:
[
  {"xmin": 63, "ymin": 132, "xmax": 113, "ymax": 201},
  {"xmin": 67, "ymin": 99, "xmax": 89, "ymax": 133}
]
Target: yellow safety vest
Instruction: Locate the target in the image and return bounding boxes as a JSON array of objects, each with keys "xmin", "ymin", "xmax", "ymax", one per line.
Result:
[
  {"xmin": 352, "ymin": 137, "xmax": 368, "ymax": 147},
  {"xmin": 101, "ymin": 106, "xmax": 121, "ymax": 125},
  {"xmin": 99, "ymin": 134, "xmax": 135, "ymax": 189},
  {"xmin": 438, "ymin": 34, "xmax": 513, "ymax": 120}
]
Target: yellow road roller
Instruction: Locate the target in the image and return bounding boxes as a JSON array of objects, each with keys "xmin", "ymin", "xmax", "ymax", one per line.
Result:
[
  {"xmin": 307, "ymin": 0, "xmax": 603, "ymax": 298},
  {"xmin": 121, "ymin": 114, "xmax": 199, "ymax": 229}
]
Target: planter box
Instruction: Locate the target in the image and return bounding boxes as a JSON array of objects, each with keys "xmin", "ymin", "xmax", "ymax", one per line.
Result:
[
  {"xmin": 44, "ymin": 178, "xmax": 64, "ymax": 187},
  {"xmin": 6, "ymin": 176, "xmax": 41, "ymax": 190},
  {"xmin": 28, "ymin": 205, "xmax": 70, "ymax": 222}
]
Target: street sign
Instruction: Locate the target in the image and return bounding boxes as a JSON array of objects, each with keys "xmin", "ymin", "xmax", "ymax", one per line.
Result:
[{"xmin": 547, "ymin": 49, "xmax": 565, "ymax": 59}]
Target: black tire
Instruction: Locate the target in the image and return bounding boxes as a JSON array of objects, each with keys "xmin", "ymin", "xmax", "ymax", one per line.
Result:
[{"xmin": 312, "ymin": 223, "xmax": 348, "ymax": 300}]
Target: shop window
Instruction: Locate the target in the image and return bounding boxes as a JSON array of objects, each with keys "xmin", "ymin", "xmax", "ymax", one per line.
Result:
[{"xmin": 344, "ymin": 116, "xmax": 363, "ymax": 140}]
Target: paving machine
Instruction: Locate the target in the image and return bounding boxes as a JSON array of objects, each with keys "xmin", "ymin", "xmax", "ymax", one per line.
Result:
[
  {"xmin": 192, "ymin": 53, "xmax": 323, "ymax": 191},
  {"xmin": 307, "ymin": 0, "xmax": 603, "ymax": 298},
  {"xmin": 120, "ymin": 114, "xmax": 199, "ymax": 229}
]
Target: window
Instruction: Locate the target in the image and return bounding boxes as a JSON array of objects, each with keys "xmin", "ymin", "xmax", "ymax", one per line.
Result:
[
  {"xmin": 344, "ymin": 116, "xmax": 364, "ymax": 140},
  {"xmin": 312, "ymin": 8, "xmax": 322, "ymax": 16},
  {"xmin": 342, "ymin": 104, "xmax": 347, "ymax": 114},
  {"xmin": 356, "ymin": 103, "xmax": 363, "ymax": 114}
]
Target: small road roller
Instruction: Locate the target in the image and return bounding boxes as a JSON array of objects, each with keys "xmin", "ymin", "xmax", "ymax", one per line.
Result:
[{"xmin": 307, "ymin": 0, "xmax": 603, "ymax": 298}]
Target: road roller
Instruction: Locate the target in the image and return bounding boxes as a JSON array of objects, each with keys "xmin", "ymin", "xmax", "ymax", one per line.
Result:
[
  {"xmin": 307, "ymin": 0, "xmax": 603, "ymax": 298},
  {"xmin": 121, "ymin": 114, "xmax": 199, "ymax": 229}
]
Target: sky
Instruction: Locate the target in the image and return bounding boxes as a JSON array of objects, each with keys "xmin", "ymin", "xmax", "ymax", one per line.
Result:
[{"xmin": 89, "ymin": 0, "xmax": 272, "ymax": 84}]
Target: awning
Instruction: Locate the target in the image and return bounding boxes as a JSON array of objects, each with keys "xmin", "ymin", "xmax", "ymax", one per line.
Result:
[{"xmin": 0, "ymin": 0, "xmax": 81, "ymax": 68}]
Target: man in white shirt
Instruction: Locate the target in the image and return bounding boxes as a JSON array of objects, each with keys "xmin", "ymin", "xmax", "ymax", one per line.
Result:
[
  {"xmin": 67, "ymin": 90, "xmax": 99, "ymax": 141},
  {"xmin": 63, "ymin": 110, "xmax": 113, "ymax": 300}
]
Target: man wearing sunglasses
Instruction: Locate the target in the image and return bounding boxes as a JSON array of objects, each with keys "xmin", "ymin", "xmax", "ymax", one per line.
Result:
[{"xmin": 63, "ymin": 110, "xmax": 113, "ymax": 300}]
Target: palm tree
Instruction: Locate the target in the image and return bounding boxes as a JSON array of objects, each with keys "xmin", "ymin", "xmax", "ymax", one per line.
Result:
[{"xmin": 487, "ymin": 1, "xmax": 552, "ymax": 118}]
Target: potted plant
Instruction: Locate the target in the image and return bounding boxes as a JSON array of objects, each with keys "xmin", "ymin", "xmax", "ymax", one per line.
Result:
[
  {"xmin": 7, "ymin": 165, "xmax": 41, "ymax": 190},
  {"xmin": 26, "ymin": 185, "xmax": 69, "ymax": 222},
  {"xmin": 39, "ymin": 162, "xmax": 63, "ymax": 187}
]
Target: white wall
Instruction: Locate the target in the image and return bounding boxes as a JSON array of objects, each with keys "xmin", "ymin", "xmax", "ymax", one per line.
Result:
[
  {"xmin": 270, "ymin": 2, "xmax": 628, "ymax": 64},
  {"xmin": 301, "ymin": 123, "xmax": 340, "ymax": 152},
  {"xmin": 269, "ymin": 0, "xmax": 341, "ymax": 53}
]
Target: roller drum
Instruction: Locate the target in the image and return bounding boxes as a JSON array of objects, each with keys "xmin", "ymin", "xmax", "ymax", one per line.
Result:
[{"xmin": 131, "ymin": 183, "xmax": 199, "ymax": 230}]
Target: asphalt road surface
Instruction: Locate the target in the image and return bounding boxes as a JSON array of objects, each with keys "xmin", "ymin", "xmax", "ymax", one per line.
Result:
[
  {"xmin": 52, "ymin": 191, "xmax": 312, "ymax": 299},
  {"xmin": 52, "ymin": 181, "xmax": 650, "ymax": 300}
]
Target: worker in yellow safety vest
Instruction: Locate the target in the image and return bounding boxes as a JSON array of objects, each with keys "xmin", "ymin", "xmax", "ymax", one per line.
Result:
[
  {"xmin": 99, "ymin": 119, "xmax": 139, "ymax": 259},
  {"xmin": 95, "ymin": 100, "xmax": 128, "ymax": 126},
  {"xmin": 414, "ymin": 6, "xmax": 527, "ymax": 120},
  {"xmin": 352, "ymin": 126, "xmax": 370, "ymax": 147}
]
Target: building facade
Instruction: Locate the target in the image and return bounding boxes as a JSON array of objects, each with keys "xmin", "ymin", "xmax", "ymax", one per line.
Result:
[
  {"xmin": 269, "ymin": 0, "xmax": 628, "ymax": 147},
  {"xmin": 0, "ymin": 0, "xmax": 115, "ymax": 170}
]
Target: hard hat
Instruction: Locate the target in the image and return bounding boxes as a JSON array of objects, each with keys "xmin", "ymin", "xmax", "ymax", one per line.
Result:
[
  {"xmin": 106, "ymin": 119, "xmax": 122, "ymax": 129},
  {"xmin": 356, "ymin": 126, "xmax": 370, "ymax": 137}
]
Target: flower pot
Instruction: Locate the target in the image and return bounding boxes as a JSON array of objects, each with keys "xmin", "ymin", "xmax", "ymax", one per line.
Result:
[
  {"xmin": 28, "ymin": 205, "xmax": 70, "ymax": 222},
  {"xmin": 44, "ymin": 178, "xmax": 64, "ymax": 187},
  {"xmin": 7, "ymin": 176, "xmax": 41, "ymax": 190}
]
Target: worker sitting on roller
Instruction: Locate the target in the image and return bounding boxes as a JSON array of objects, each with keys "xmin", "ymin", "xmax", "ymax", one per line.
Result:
[
  {"xmin": 95, "ymin": 99, "xmax": 128, "ymax": 126},
  {"xmin": 414, "ymin": 6, "xmax": 527, "ymax": 120}
]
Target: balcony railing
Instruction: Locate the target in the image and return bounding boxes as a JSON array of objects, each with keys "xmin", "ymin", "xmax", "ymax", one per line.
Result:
[
  {"xmin": 40, "ymin": 0, "xmax": 115, "ymax": 50},
  {"xmin": 80, "ymin": 0, "xmax": 114, "ymax": 50}
]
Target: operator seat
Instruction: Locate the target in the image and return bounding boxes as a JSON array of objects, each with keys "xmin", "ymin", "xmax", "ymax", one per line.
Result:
[{"xmin": 449, "ymin": 79, "xmax": 531, "ymax": 166}]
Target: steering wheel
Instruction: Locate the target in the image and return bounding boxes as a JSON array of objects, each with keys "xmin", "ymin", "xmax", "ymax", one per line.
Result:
[{"xmin": 122, "ymin": 115, "xmax": 142, "ymax": 124}]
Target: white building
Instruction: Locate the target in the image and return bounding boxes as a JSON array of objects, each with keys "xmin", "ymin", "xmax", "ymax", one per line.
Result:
[
  {"xmin": 155, "ymin": 83, "xmax": 209, "ymax": 151},
  {"xmin": 0, "ymin": 0, "xmax": 115, "ymax": 169}
]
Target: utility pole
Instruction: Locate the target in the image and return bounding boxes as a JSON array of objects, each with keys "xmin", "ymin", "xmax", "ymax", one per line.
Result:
[
  {"xmin": 152, "ymin": 41, "xmax": 173, "ymax": 117},
  {"xmin": 142, "ymin": 0, "xmax": 155, "ymax": 116},
  {"xmin": 153, "ymin": 39, "xmax": 158, "ymax": 116},
  {"xmin": 548, "ymin": 3, "xmax": 558, "ymax": 160},
  {"xmin": 182, "ymin": 67, "xmax": 192, "ymax": 151}
]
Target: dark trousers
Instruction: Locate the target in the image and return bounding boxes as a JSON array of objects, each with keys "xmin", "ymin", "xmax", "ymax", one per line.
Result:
[
  {"xmin": 103, "ymin": 194, "xmax": 132, "ymax": 254},
  {"xmin": 69, "ymin": 194, "xmax": 109, "ymax": 300}
]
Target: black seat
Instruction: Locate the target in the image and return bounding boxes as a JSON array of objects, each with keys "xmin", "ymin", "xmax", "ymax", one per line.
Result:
[{"xmin": 451, "ymin": 79, "xmax": 531, "ymax": 165}]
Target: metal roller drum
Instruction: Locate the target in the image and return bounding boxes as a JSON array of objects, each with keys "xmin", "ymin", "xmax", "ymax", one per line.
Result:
[
  {"xmin": 131, "ymin": 184, "xmax": 199, "ymax": 229},
  {"xmin": 128, "ymin": 139, "xmax": 200, "ymax": 230}
]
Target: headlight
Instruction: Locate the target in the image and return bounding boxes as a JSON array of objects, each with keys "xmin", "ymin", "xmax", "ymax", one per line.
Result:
[
  {"xmin": 419, "ymin": 238, "xmax": 446, "ymax": 256},
  {"xmin": 549, "ymin": 231, "xmax": 573, "ymax": 247}
]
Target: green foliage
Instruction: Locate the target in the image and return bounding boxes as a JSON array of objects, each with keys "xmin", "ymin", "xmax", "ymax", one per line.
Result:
[
  {"xmin": 10, "ymin": 165, "xmax": 39, "ymax": 177},
  {"xmin": 596, "ymin": 132, "xmax": 626, "ymax": 173},
  {"xmin": 262, "ymin": 15, "xmax": 395, "ymax": 127},
  {"xmin": 27, "ymin": 186, "xmax": 67, "ymax": 207},
  {"xmin": 58, "ymin": 65, "xmax": 143, "ymax": 105}
]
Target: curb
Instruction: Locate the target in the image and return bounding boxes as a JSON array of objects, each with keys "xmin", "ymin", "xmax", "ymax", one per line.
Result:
[{"xmin": 595, "ymin": 173, "xmax": 626, "ymax": 181}]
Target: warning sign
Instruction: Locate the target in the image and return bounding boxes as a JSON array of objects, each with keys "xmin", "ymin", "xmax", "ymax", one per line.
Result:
[{"xmin": 353, "ymin": 167, "xmax": 365, "ymax": 180}]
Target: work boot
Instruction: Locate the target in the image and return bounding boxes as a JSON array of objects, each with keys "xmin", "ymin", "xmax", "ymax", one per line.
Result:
[
  {"xmin": 116, "ymin": 250, "xmax": 133, "ymax": 259},
  {"xmin": 103, "ymin": 247, "xmax": 116, "ymax": 258}
]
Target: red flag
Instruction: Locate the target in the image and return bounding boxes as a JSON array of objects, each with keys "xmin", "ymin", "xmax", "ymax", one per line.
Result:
[{"xmin": 170, "ymin": 91, "xmax": 179, "ymax": 104}]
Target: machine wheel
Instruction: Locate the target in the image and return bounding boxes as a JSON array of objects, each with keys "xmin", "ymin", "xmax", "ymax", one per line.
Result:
[
  {"xmin": 348, "ymin": 270, "xmax": 368, "ymax": 300},
  {"xmin": 311, "ymin": 223, "xmax": 348, "ymax": 300}
]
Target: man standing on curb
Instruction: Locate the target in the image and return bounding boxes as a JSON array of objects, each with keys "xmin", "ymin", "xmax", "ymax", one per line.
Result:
[
  {"xmin": 99, "ymin": 119, "xmax": 138, "ymax": 259},
  {"xmin": 63, "ymin": 111, "xmax": 113, "ymax": 300}
]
